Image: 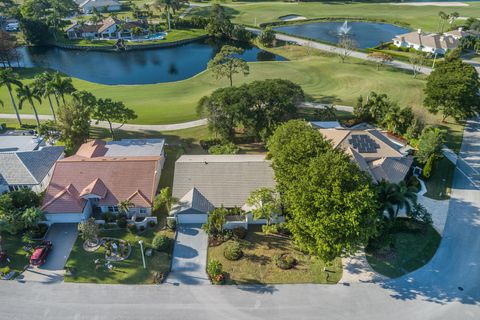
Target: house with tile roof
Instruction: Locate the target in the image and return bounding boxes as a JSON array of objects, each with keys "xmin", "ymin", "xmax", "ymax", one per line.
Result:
[
  {"xmin": 392, "ymin": 29, "xmax": 459, "ymax": 55},
  {"xmin": 66, "ymin": 17, "xmax": 148, "ymax": 40},
  {"xmin": 319, "ymin": 128, "xmax": 413, "ymax": 184},
  {"xmin": 170, "ymin": 155, "xmax": 276, "ymax": 224},
  {"xmin": 0, "ymin": 146, "xmax": 65, "ymax": 194},
  {"xmin": 41, "ymin": 139, "xmax": 165, "ymax": 224},
  {"xmin": 75, "ymin": 0, "xmax": 122, "ymax": 14}
]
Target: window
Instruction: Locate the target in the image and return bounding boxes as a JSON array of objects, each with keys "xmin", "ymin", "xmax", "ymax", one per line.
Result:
[
  {"xmin": 107, "ymin": 206, "xmax": 119, "ymax": 213},
  {"xmin": 140, "ymin": 208, "xmax": 147, "ymax": 214}
]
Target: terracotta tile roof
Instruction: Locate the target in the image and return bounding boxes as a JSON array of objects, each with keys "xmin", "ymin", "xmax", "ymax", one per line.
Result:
[
  {"xmin": 42, "ymin": 184, "xmax": 87, "ymax": 213},
  {"xmin": 79, "ymin": 178, "xmax": 108, "ymax": 198},
  {"xmin": 42, "ymin": 153, "xmax": 162, "ymax": 214},
  {"xmin": 75, "ymin": 139, "xmax": 108, "ymax": 158},
  {"xmin": 98, "ymin": 17, "xmax": 121, "ymax": 34}
]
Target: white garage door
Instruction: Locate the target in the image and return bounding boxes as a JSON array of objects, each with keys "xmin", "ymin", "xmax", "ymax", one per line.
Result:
[
  {"xmin": 45, "ymin": 213, "xmax": 85, "ymax": 224},
  {"xmin": 177, "ymin": 214, "xmax": 208, "ymax": 224}
]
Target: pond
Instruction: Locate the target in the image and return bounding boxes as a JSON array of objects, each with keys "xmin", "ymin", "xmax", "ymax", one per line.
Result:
[
  {"xmin": 273, "ymin": 21, "xmax": 411, "ymax": 49},
  {"xmin": 17, "ymin": 38, "xmax": 285, "ymax": 85}
]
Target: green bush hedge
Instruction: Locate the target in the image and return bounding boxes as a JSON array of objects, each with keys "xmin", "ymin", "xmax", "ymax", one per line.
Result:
[
  {"xmin": 223, "ymin": 241, "xmax": 243, "ymax": 261},
  {"xmin": 152, "ymin": 234, "xmax": 170, "ymax": 252}
]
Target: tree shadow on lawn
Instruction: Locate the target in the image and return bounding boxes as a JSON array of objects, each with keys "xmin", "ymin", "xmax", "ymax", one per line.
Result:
[{"xmin": 380, "ymin": 196, "xmax": 480, "ymax": 306}]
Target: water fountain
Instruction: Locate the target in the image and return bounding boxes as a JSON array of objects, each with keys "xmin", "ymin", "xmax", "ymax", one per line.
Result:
[{"xmin": 338, "ymin": 20, "xmax": 352, "ymax": 36}]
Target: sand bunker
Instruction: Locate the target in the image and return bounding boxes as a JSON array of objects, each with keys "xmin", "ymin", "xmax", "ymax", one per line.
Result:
[{"xmin": 279, "ymin": 15, "xmax": 307, "ymax": 22}]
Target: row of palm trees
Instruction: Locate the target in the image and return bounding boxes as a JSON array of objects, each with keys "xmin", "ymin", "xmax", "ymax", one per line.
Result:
[{"xmin": 0, "ymin": 68, "xmax": 75, "ymax": 128}]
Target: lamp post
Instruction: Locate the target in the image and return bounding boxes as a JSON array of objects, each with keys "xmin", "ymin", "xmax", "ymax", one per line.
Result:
[{"xmin": 138, "ymin": 240, "xmax": 146, "ymax": 269}]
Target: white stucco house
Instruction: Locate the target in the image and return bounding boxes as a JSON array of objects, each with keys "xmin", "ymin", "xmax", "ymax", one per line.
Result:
[
  {"xmin": 76, "ymin": 0, "xmax": 122, "ymax": 14},
  {"xmin": 392, "ymin": 29, "xmax": 459, "ymax": 55}
]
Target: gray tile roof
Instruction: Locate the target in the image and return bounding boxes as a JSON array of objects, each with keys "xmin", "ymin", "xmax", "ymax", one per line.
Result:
[
  {"xmin": 105, "ymin": 139, "xmax": 165, "ymax": 157},
  {"xmin": 0, "ymin": 135, "xmax": 44, "ymax": 153},
  {"xmin": 172, "ymin": 155, "xmax": 276, "ymax": 208},
  {"xmin": 170, "ymin": 188, "xmax": 215, "ymax": 215},
  {"xmin": 0, "ymin": 146, "xmax": 64, "ymax": 185}
]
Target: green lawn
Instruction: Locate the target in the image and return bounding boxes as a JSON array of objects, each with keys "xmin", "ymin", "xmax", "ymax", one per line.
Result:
[
  {"xmin": 208, "ymin": 226, "xmax": 342, "ymax": 284},
  {"xmin": 0, "ymin": 232, "xmax": 31, "ymax": 277},
  {"xmin": 424, "ymin": 157, "xmax": 455, "ymax": 200},
  {"xmin": 365, "ymin": 219, "xmax": 441, "ymax": 278},
  {"xmin": 65, "ymin": 227, "xmax": 175, "ymax": 284},
  {"xmin": 190, "ymin": 1, "xmax": 480, "ymax": 32}
]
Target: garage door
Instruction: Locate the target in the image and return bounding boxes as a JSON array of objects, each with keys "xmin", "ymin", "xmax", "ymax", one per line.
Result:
[{"xmin": 177, "ymin": 214, "xmax": 208, "ymax": 224}]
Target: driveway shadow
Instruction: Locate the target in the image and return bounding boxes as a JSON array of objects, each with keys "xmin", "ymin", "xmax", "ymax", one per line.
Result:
[{"xmin": 173, "ymin": 243, "xmax": 199, "ymax": 259}]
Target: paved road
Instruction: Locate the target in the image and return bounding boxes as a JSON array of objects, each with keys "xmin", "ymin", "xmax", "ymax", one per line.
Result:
[
  {"xmin": 19, "ymin": 224, "xmax": 78, "ymax": 284},
  {"xmin": 0, "ymin": 120, "xmax": 479, "ymax": 318},
  {"xmin": 0, "ymin": 113, "xmax": 207, "ymax": 132},
  {"xmin": 167, "ymin": 224, "xmax": 210, "ymax": 285}
]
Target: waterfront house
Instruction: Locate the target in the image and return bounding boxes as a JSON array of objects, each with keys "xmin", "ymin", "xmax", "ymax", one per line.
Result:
[{"xmin": 392, "ymin": 29, "xmax": 459, "ymax": 55}]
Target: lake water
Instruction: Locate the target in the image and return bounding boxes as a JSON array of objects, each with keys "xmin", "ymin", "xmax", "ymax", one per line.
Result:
[
  {"xmin": 274, "ymin": 21, "xmax": 411, "ymax": 49},
  {"xmin": 18, "ymin": 38, "xmax": 285, "ymax": 85}
]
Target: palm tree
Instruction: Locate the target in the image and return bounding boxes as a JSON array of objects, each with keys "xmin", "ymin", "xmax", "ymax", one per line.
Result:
[
  {"xmin": 51, "ymin": 73, "xmax": 76, "ymax": 105},
  {"xmin": 438, "ymin": 11, "xmax": 448, "ymax": 33},
  {"xmin": 376, "ymin": 180, "xmax": 398, "ymax": 221},
  {"xmin": 393, "ymin": 181, "xmax": 418, "ymax": 218},
  {"xmin": 118, "ymin": 200, "xmax": 133, "ymax": 216},
  {"xmin": 33, "ymin": 72, "xmax": 57, "ymax": 122},
  {"xmin": 0, "ymin": 68, "xmax": 23, "ymax": 126},
  {"xmin": 16, "ymin": 84, "xmax": 42, "ymax": 128},
  {"xmin": 155, "ymin": 0, "xmax": 181, "ymax": 31}
]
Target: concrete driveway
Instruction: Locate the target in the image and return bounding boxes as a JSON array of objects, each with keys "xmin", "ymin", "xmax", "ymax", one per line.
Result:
[
  {"xmin": 167, "ymin": 224, "xmax": 210, "ymax": 285},
  {"xmin": 18, "ymin": 223, "xmax": 78, "ymax": 284}
]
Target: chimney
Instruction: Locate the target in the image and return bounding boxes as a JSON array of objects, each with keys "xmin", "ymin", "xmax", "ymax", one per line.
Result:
[
  {"xmin": 458, "ymin": 27, "xmax": 463, "ymax": 32},
  {"xmin": 440, "ymin": 36, "xmax": 445, "ymax": 42}
]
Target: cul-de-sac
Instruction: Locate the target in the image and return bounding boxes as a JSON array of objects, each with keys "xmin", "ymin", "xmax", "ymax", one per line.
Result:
[{"xmin": 0, "ymin": 0, "xmax": 479, "ymax": 319}]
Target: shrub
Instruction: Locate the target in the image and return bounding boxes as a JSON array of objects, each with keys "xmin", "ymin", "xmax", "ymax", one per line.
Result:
[
  {"xmin": 167, "ymin": 218, "xmax": 176, "ymax": 231},
  {"xmin": 422, "ymin": 154, "xmax": 435, "ymax": 179},
  {"xmin": 407, "ymin": 175, "xmax": 421, "ymax": 193},
  {"xmin": 223, "ymin": 241, "xmax": 243, "ymax": 261},
  {"xmin": 207, "ymin": 259, "xmax": 224, "ymax": 284},
  {"xmin": 148, "ymin": 220, "xmax": 157, "ymax": 228},
  {"xmin": 273, "ymin": 253, "xmax": 296, "ymax": 270},
  {"xmin": 127, "ymin": 223, "xmax": 136, "ymax": 233},
  {"xmin": 232, "ymin": 227, "xmax": 247, "ymax": 239},
  {"xmin": 262, "ymin": 224, "xmax": 279, "ymax": 234},
  {"xmin": 152, "ymin": 234, "xmax": 170, "ymax": 252},
  {"xmin": 0, "ymin": 266, "xmax": 11, "ymax": 276},
  {"xmin": 102, "ymin": 212, "xmax": 116, "ymax": 223},
  {"xmin": 138, "ymin": 225, "xmax": 145, "ymax": 233},
  {"xmin": 117, "ymin": 217, "xmax": 127, "ymax": 228},
  {"xmin": 208, "ymin": 142, "xmax": 240, "ymax": 155}
]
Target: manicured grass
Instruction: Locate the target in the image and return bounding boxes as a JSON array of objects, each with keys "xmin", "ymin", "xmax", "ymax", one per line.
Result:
[
  {"xmin": 424, "ymin": 157, "xmax": 455, "ymax": 200},
  {"xmin": 0, "ymin": 232, "xmax": 31, "ymax": 276},
  {"xmin": 208, "ymin": 226, "xmax": 342, "ymax": 284},
  {"xmin": 191, "ymin": 1, "xmax": 480, "ymax": 32},
  {"xmin": 365, "ymin": 219, "xmax": 441, "ymax": 278},
  {"xmin": 56, "ymin": 28, "xmax": 207, "ymax": 47},
  {"xmin": 64, "ymin": 227, "xmax": 175, "ymax": 284}
]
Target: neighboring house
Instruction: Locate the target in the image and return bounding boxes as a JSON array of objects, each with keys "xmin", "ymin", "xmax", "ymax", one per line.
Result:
[
  {"xmin": 310, "ymin": 121, "xmax": 343, "ymax": 129},
  {"xmin": 392, "ymin": 29, "xmax": 459, "ymax": 55},
  {"xmin": 76, "ymin": 0, "xmax": 122, "ymax": 14},
  {"xmin": 41, "ymin": 139, "xmax": 165, "ymax": 224},
  {"xmin": 170, "ymin": 155, "xmax": 276, "ymax": 224},
  {"xmin": 319, "ymin": 128, "xmax": 413, "ymax": 184},
  {"xmin": 0, "ymin": 134, "xmax": 44, "ymax": 153},
  {"xmin": 66, "ymin": 17, "xmax": 148, "ymax": 40},
  {"xmin": 0, "ymin": 146, "xmax": 65, "ymax": 194}
]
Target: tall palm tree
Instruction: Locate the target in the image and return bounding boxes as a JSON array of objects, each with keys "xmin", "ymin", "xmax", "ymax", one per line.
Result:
[
  {"xmin": 33, "ymin": 72, "xmax": 57, "ymax": 122},
  {"xmin": 0, "ymin": 68, "xmax": 23, "ymax": 126},
  {"xmin": 437, "ymin": 11, "xmax": 447, "ymax": 33},
  {"xmin": 16, "ymin": 84, "xmax": 42, "ymax": 129},
  {"xmin": 156, "ymin": 0, "xmax": 183, "ymax": 31},
  {"xmin": 51, "ymin": 73, "xmax": 76, "ymax": 105},
  {"xmin": 376, "ymin": 180, "xmax": 398, "ymax": 221}
]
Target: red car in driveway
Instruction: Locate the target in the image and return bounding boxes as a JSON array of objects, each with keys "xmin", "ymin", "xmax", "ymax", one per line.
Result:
[{"xmin": 30, "ymin": 241, "xmax": 53, "ymax": 267}]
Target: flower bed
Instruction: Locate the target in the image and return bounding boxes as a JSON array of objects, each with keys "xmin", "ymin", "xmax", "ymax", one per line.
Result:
[{"xmin": 102, "ymin": 238, "xmax": 132, "ymax": 262}]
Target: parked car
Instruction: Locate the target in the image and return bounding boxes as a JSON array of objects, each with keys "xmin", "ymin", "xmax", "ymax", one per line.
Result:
[{"xmin": 29, "ymin": 241, "xmax": 53, "ymax": 267}]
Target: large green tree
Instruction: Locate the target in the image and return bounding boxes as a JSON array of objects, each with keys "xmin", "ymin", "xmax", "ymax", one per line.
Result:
[
  {"xmin": 206, "ymin": 4, "xmax": 233, "ymax": 38},
  {"xmin": 208, "ymin": 45, "xmax": 249, "ymax": 87},
  {"xmin": 93, "ymin": 98, "xmax": 137, "ymax": 140},
  {"xmin": 416, "ymin": 127, "xmax": 446, "ymax": 164},
  {"xmin": 424, "ymin": 55, "xmax": 480, "ymax": 122},
  {"xmin": 57, "ymin": 100, "xmax": 91, "ymax": 152},
  {"xmin": 246, "ymin": 187, "xmax": 281, "ymax": 226}
]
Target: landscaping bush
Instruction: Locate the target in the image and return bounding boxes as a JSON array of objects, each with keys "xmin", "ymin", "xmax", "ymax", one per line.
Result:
[
  {"xmin": 167, "ymin": 218, "xmax": 176, "ymax": 231},
  {"xmin": 117, "ymin": 217, "xmax": 128, "ymax": 228},
  {"xmin": 207, "ymin": 259, "xmax": 224, "ymax": 284},
  {"xmin": 138, "ymin": 226, "xmax": 145, "ymax": 233},
  {"xmin": 262, "ymin": 224, "xmax": 279, "ymax": 234},
  {"xmin": 422, "ymin": 154, "xmax": 435, "ymax": 180},
  {"xmin": 29, "ymin": 223, "xmax": 49, "ymax": 239},
  {"xmin": 208, "ymin": 142, "xmax": 240, "ymax": 155},
  {"xmin": 148, "ymin": 220, "xmax": 157, "ymax": 228},
  {"xmin": 273, "ymin": 253, "xmax": 296, "ymax": 270},
  {"xmin": 127, "ymin": 223, "xmax": 136, "ymax": 233},
  {"xmin": 407, "ymin": 175, "xmax": 421, "ymax": 193},
  {"xmin": 152, "ymin": 234, "xmax": 170, "ymax": 252},
  {"xmin": 232, "ymin": 226, "xmax": 247, "ymax": 239},
  {"xmin": 223, "ymin": 241, "xmax": 243, "ymax": 261},
  {"xmin": 101, "ymin": 212, "xmax": 116, "ymax": 223}
]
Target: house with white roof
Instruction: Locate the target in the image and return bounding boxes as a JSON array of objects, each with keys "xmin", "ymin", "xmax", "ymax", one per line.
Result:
[{"xmin": 392, "ymin": 29, "xmax": 459, "ymax": 55}]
